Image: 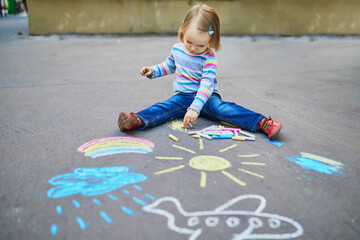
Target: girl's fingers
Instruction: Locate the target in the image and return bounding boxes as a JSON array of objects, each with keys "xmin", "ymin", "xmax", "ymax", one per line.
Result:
[
  {"xmin": 140, "ymin": 67, "xmax": 150, "ymax": 76},
  {"xmin": 183, "ymin": 118, "xmax": 190, "ymax": 127}
]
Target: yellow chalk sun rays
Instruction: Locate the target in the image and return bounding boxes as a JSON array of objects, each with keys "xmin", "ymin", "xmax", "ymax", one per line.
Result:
[{"xmin": 154, "ymin": 143, "xmax": 266, "ymax": 188}]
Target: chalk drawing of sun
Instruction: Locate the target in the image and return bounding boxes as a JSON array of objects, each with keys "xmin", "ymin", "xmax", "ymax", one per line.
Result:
[{"xmin": 154, "ymin": 141, "xmax": 265, "ymax": 188}]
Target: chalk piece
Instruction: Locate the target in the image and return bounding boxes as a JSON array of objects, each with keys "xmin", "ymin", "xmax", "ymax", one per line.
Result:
[
  {"xmin": 222, "ymin": 127, "xmax": 242, "ymax": 132},
  {"xmin": 188, "ymin": 130, "xmax": 201, "ymax": 135},
  {"xmin": 169, "ymin": 134, "xmax": 179, "ymax": 142},
  {"xmin": 234, "ymin": 136, "xmax": 255, "ymax": 141},
  {"xmin": 220, "ymin": 131, "xmax": 234, "ymax": 135},
  {"xmin": 205, "ymin": 132, "xmax": 221, "ymax": 136},
  {"xmin": 198, "ymin": 132, "xmax": 212, "ymax": 140},
  {"xmin": 201, "ymin": 125, "xmax": 218, "ymax": 131},
  {"xmin": 244, "ymin": 137, "xmax": 256, "ymax": 141},
  {"xmin": 239, "ymin": 130, "xmax": 255, "ymax": 138},
  {"xmin": 205, "ymin": 129, "xmax": 222, "ymax": 132},
  {"xmin": 232, "ymin": 137, "xmax": 245, "ymax": 141},
  {"xmin": 204, "ymin": 128, "xmax": 222, "ymax": 132},
  {"xmin": 212, "ymin": 134, "xmax": 234, "ymax": 139},
  {"xmin": 192, "ymin": 135, "xmax": 200, "ymax": 139}
]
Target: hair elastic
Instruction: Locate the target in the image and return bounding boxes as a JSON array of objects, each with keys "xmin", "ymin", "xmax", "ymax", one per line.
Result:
[{"xmin": 209, "ymin": 25, "xmax": 214, "ymax": 35}]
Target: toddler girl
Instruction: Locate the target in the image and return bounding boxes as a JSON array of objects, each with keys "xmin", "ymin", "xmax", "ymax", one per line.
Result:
[{"xmin": 118, "ymin": 3, "xmax": 282, "ymax": 140}]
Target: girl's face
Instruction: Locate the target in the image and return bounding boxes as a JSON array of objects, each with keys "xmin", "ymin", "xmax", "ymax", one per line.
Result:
[{"xmin": 183, "ymin": 24, "xmax": 211, "ymax": 55}]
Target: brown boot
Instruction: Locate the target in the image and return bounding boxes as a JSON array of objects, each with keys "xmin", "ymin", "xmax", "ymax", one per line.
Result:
[{"xmin": 118, "ymin": 111, "xmax": 141, "ymax": 131}]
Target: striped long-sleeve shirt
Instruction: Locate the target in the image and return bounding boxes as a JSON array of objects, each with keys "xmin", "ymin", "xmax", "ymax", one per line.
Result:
[{"xmin": 149, "ymin": 42, "xmax": 220, "ymax": 113}]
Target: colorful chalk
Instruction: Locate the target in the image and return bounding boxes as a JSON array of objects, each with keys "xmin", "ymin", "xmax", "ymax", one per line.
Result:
[
  {"xmin": 198, "ymin": 132, "xmax": 212, "ymax": 140},
  {"xmin": 211, "ymin": 134, "xmax": 234, "ymax": 139},
  {"xmin": 238, "ymin": 130, "xmax": 255, "ymax": 138},
  {"xmin": 205, "ymin": 132, "xmax": 222, "ymax": 136},
  {"xmin": 244, "ymin": 137, "xmax": 256, "ymax": 141},
  {"xmin": 169, "ymin": 134, "xmax": 179, "ymax": 142},
  {"xmin": 205, "ymin": 130, "xmax": 233, "ymax": 135},
  {"xmin": 221, "ymin": 127, "xmax": 242, "ymax": 132},
  {"xmin": 187, "ymin": 124, "xmax": 256, "ymax": 142},
  {"xmin": 201, "ymin": 125, "xmax": 219, "ymax": 131},
  {"xmin": 232, "ymin": 137, "xmax": 245, "ymax": 141},
  {"xmin": 233, "ymin": 136, "xmax": 255, "ymax": 141},
  {"xmin": 188, "ymin": 130, "xmax": 202, "ymax": 135},
  {"xmin": 204, "ymin": 128, "xmax": 223, "ymax": 132},
  {"xmin": 204, "ymin": 130, "xmax": 222, "ymax": 133}
]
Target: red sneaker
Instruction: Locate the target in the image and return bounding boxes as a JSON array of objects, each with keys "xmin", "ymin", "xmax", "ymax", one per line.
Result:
[
  {"xmin": 118, "ymin": 111, "xmax": 141, "ymax": 131},
  {"xmin": 258, "ymin": 117, "xmax": 282, "ymax": 140}
]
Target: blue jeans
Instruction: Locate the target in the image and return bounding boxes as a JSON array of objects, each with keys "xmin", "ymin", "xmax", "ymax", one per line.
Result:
[{"xmin": 136, "ymin": 92, "xmax": 265, "ymax": 132}]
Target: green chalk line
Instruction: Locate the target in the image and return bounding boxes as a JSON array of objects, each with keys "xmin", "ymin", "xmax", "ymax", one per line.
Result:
[{"xmin": 301, "ymin": 152, "xmax": 343, "ymax": 168}]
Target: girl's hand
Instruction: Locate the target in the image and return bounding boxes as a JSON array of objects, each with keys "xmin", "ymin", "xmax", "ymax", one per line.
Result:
[
  {"xmin": 140, "ymin": 67, "xmax": 153, "ymax": 77},
  {"xmin": 183, "ymin": 109, "xmax": 198, "ymax": 128}
]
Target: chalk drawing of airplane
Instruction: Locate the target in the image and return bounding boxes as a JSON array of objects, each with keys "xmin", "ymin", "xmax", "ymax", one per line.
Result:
[{"xmin": 142, "ymin": 194, "xmax": 303, "ymax": 240}]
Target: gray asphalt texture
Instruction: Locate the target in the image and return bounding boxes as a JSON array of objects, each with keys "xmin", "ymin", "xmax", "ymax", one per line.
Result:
[{"xmin": 1, "ymin": 16, "xmax": 360, "ymax": 240}]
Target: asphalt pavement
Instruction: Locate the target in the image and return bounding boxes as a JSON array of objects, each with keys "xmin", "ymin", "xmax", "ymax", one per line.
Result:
[{"xmin": 1, "ymin": 15, "xmax": 360, "ymax": 240}]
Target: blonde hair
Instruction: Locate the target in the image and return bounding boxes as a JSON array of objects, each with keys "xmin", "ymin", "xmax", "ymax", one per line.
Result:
[{"xmin": 178, "ymin": 2, "xmax": 221, "ymax": 51}]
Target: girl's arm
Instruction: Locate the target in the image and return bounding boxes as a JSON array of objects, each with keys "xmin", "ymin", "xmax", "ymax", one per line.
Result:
[
  {"xmin": 148, "ymin": 52, "xmax": 176, "ymax": 79},
  {"xmin": 183, "ymin": 57, "xmax": 217, "ymax": 127},
  {"xmin": 189, "ymin": 57, "xmax": 217, "ymax": 113}
]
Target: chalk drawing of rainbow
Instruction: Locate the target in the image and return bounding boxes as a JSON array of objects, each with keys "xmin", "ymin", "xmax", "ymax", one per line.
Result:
[{"xmin": 77, "ymin": 137, "xmax": 155, "ymax": 158}]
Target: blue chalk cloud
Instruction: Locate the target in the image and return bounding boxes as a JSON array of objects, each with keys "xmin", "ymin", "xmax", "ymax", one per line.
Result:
[{"xmin": 47, "ymin": 166, "xmax": 147, "ymax": 198}]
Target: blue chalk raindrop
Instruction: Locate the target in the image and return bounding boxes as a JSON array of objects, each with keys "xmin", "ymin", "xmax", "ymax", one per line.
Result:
[
  {"xmin": 100, "ymin": 211, "xmax": 112, "ymax": 223},
  {"xmin": 51, "ymin": 224, "xmax": 58, "ymax": 235},
  {"xmin": 108, "ymin": 194, "xmax": 118, "ymax": 200},
  {"xmin": 144, "ymin": 193, "xmax": 156, "ymax": 200},
  {"xmin": 72, "ymin": 200, "xmax": 80, "ymax": 208},
  {"xmin": 93, "ymin": 198, "xmax": 102, "ymax": 205},
  {"xmin": 76, "ymin": 217, "xmax": 86, "ymax": 230},
  {"xmin": 132, "ymin": 197, "xmax": 147, "ymax": 206},
  {"xmin": 56, "ymin": 206, "xmax": 62, "ymax": 215},
  {"xmin": 121, "ymin": 206, "xmax": 134, "ymax": 215}
]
